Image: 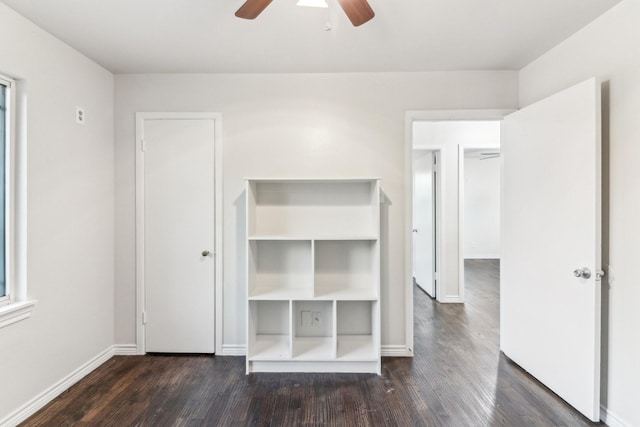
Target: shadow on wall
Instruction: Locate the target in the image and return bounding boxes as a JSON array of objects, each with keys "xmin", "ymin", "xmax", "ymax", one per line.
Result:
[
  {"xmin": 234, "ymin": 190, "xmax": 247, "ymax": 344},
  {"xmin": 380, "ymin": 190, "xmax": 391, "ymax": 348}
]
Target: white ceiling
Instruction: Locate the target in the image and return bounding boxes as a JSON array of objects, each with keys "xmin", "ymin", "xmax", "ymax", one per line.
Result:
[{"xmin": 1, "ymin": 0, "xmax": 622, "ymax": 74}]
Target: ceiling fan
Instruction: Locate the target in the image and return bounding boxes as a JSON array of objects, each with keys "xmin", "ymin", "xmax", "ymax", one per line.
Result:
[{"xmin": 235, "ymin": 0, "xmax": 375, "ymax": 27}]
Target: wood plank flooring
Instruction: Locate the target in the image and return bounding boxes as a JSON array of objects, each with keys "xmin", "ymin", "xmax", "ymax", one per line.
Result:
[{"xmin": 21, "ymin": 260, "xmax": 600, "ymax": 426}]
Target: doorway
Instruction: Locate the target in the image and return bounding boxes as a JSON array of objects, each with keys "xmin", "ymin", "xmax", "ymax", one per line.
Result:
[
  {"xmin": 135, "ymin": 112, "xmax": 223, "ymax": 354},
  {"xmin": 404, "ymin": 110, "xmax": 510, "ymax": 352}
]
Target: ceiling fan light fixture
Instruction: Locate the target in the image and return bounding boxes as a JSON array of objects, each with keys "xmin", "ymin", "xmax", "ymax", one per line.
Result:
[{"xmin": 296, "ymin": 0, "xmax": 328, "ymax": 8}]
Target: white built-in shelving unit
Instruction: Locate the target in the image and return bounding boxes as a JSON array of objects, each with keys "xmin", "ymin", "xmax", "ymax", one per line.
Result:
[{"xmin": 246, "ymin": 178, "xmax": 381, "ymax": 374}]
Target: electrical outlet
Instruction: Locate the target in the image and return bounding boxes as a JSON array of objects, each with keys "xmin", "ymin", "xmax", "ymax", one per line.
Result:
[
  {"xmin": 76, "ymin": 107, "xmax": 85, "ymax": 125},
  {"xmin": 312, "ymin": 311, "xmax": 321, "ymax": 326}
]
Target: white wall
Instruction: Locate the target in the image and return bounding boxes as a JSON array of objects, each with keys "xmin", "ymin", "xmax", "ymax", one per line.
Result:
[
  {"xmin": 413, "ymin": 121, "xmax": 501, "ymax": 301},
  {"xmin": 519, "ymin": 1, "xmax": 639, "ymax": 424},
  {"xmin": 464, "ymin": 155, "xmax": 500, "ymax": 259},
  {"xmin": 114, "ymin": 72, "xmax": 518, "ymax": 350},
  {"xmin": 0, "ymin": 3, "xmax": 114, "ymax": 420}
]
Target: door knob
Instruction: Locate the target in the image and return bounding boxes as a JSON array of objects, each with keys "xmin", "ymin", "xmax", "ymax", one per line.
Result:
[
  {"xmin": 202, "ymin": 250, "xmax": 210, "ymax": 257},
  {"xmin": 573, "ymin": 267, "xmax": 591, "ymax": 279},
  {"xmin": 413, "ymin": 229, "xmax": 418, "ymax": 233}
]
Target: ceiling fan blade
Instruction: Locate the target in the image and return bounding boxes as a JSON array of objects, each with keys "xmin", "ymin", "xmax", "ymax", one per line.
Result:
[
  {"xmin": 336, "ymin": 0, "xmax": 375, "ymax": 26},
  {"xmin": 235, "ymin": 0, "xmax": 273, "ymax": 20}
]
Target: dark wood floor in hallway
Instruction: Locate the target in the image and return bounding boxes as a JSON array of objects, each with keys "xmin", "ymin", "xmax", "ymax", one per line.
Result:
[{"xmin": 22, "ymin": 260, "xmax": 599, "ymax": 426}]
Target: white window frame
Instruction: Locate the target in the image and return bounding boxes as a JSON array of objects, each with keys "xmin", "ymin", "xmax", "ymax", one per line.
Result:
[
  {"xmin": 0, "ymin": 75, "xmax": 14, "ymax": 306},
  {"xmin": 0, "ymin": 73, "xmax": 35, "ymax": 328}
]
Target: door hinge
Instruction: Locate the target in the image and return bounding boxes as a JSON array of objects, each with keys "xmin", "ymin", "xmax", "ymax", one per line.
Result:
[
  {"xmin": 142, "ymin": 311, "xmax": 147, "ymax": 325},
  {"xmin": 141, "ymin": 138, "xmax": 146, "ymax": 152}
]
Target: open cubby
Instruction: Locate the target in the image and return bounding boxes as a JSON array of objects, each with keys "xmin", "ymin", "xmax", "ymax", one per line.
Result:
[
  {"xmin": 336, "ymin": 301, "xmax": 379, "ymax": 361},
  {"xmin": 247, "ymin": 180, "xmax": 379, "ymax": 239},
  {"xmin": 248, "ymin": 300, "xmax": 291, "ymax": 360},
  {"xmin": 314, "ymin": 240, "xmax": 378, "ymax": 299},
  {"xmin": 248, "ymin": 240, "xmax": 313, "ymax": 300},
  {"xmin": 292, "ymin": 301, "xmax": 334, "ymax": 360}
]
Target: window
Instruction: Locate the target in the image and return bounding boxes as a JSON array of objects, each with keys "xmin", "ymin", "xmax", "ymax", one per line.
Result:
[
  {"xmin": 0, "ymin": 77, "xmax": 9, "ymax": 304},
  {"xmin": 0, "ymin": 74, "xmax": 34, "ymax": 328}
]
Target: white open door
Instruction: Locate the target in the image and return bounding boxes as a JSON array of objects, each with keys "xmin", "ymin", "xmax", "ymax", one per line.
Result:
[
  {"xmin": 413, "ymin": 150, "xmax": 436, "ymax": 297},
  {"xmin": 501, "ymin": 78, "xmax": 601, "ymax": 421}
]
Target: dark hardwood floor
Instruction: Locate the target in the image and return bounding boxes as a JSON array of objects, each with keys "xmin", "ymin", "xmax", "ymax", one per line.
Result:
[{"xmin": 21, "ymin": 260, "xmax": 600, "ymax": 426}]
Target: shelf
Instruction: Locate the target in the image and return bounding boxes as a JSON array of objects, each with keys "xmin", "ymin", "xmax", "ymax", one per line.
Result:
[
  {"xmin": 246, "ymin": 178, "xmax": 381, "ymax": 374},
  {"xmin": 245, "ymin": 177, "xmax": 381, "ymax": 183},
  {"xmin": 292, "ymin": 337, "xmax": 334, "ymax": 360},
  {"xmin": 313, "ymin": 287, "xmax": 377, "ymax": 300},
  {"xmin": 337, "ymin": 335, "xmax": 377, "ymax": 361},
  {"xmin": 249, "ymin": 335, "xmax": 290, "ymax": 360},
  {"xmin": 248, "ymin": 235, "xmax": 378, "ymax": 241},
  {"xmin": 249, "ymin": 287, "xmax": 313, "ymax": 300}
]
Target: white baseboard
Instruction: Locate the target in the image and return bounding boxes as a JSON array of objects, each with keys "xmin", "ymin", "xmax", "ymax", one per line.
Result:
[
  {"xmin": 464, "ymin": 255, "xmax": 500, "ymax": 260},
  {"xmin": 439, "ymin": 295, "xmax": 464, "ymax": 303},
  {"xmin": 381, "ymin": 345, "xmax": 411, "ymax": 357},
  {"xmin": 0, "ymin": 346, "xmax": 115, "ymax": 427},
  {"xmin": 601, "ymin": 404, "xmax": 631, "ymax": 427},
  {"xmin": 113, "ymin": 344, "xmax": 137, "ymax": 356},
  {"xmin": 221, "ymin": 344, "xmax": 246, "ymax": 356}
]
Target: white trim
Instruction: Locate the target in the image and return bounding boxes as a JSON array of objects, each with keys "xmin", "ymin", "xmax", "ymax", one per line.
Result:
[
  {"xmin": 0, "ymin": 299, "xmax": 36, "ymax": 329},
  {"xmin": 113, "ymin": 344, "xmax": 138, "ymax": 356},
  {"xmin": 438, "ymin": 296, "xmax": 464, "ymax": 304},
  {"xmin": 464, "ymin": 254, "xmax": 500, "ymax": 260},
  {"xmin": 0, "ymin": 74, "xmax": 17, "ymax": 305},
  {"xmin": 600, "ymin": 404, "xmax": 631, "ymax": 427},
  {"xmin": 135, "ymin": 112, "xmax": 224, "ymax": 355},
  {"xmin": 0, "ymin": 346, "xmax": 114, "ymax": 427},
  {"xmin": 221, "ymin": 344, "xmax": 247, "ymax": 356},
  {"xmin": 381, "ymin": 345, "xmax": 412, "ymax": 357},
  {"xmin": 405, "ymin": 110, "xmax": 514, "ymax": 358}
]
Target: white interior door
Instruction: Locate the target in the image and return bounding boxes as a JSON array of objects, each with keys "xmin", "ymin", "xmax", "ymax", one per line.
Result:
[
  {"xmin": 143, "ymin": 117, "xmax": 215, "ymax": 353},
  {"xmin": 501, "ymin": 78, "xmax": 601, "ymax": 421},
  {"xmin": 413, "ymin": 150, "xmax": 435, "ymax": 297}
]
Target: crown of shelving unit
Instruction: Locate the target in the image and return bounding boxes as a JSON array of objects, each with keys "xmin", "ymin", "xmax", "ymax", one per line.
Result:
[{"xmin": 245, "ymin": 178, "xmax": 381, "ymax": 374}]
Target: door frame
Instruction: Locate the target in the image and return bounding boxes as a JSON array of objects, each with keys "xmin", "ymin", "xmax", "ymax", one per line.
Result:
[
  {"xmin": 404, "ymin": 109, "xmax": 512, "ymax": 355},
  {"xmin": 135, "ymin": 112, "xmax": 223, "ymax": 355}
]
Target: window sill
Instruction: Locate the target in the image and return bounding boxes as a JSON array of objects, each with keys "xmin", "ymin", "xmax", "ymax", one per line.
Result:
[{"xmin": 0, "ymin": 300, "xmax": 37, "ymax": 329}]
